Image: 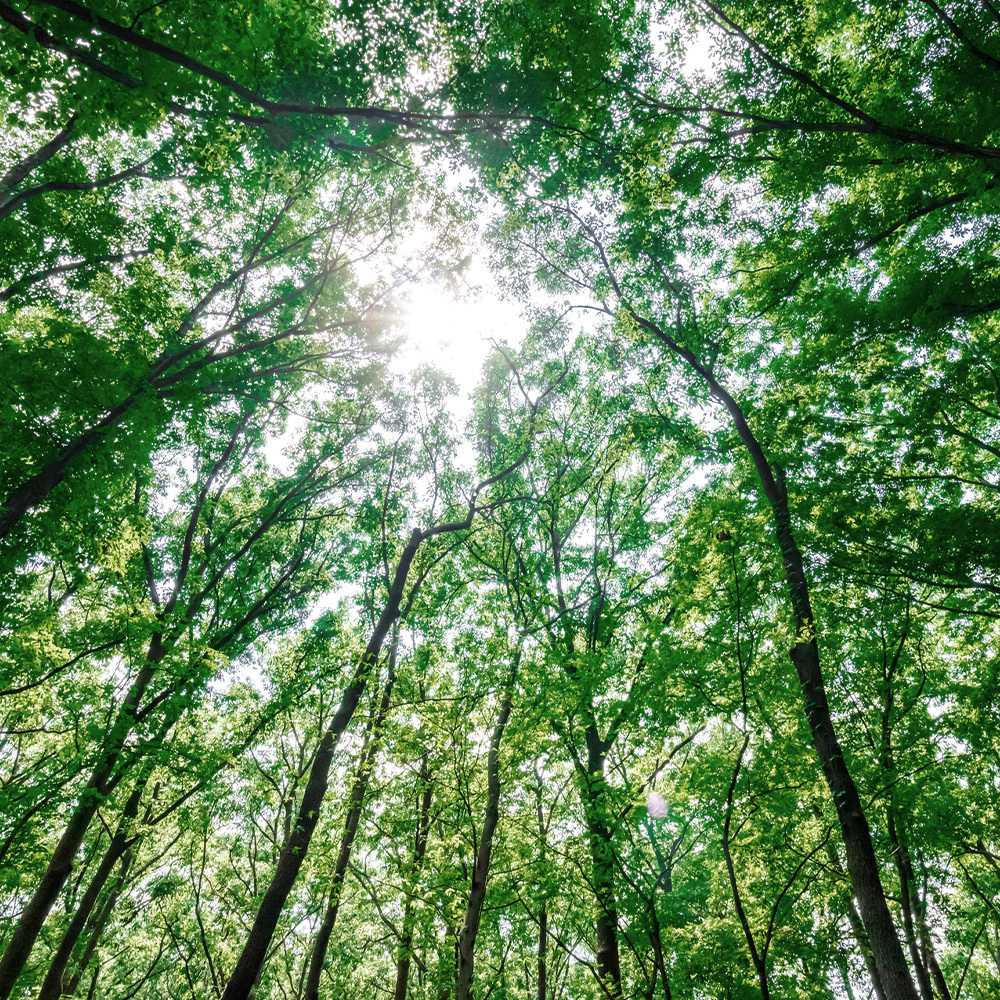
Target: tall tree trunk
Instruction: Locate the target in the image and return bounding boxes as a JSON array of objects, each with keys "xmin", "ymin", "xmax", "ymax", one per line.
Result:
[
  {"xmin": 536, "ymin": 905, "xmax": 547, "ymax": 1000},
  {"xmin": 0, "ymin": 399, "xmax": 137, "ymax": 541},
  {"xmin": 646, "ymin": 905, "xmax": 671, "ymax": 1000},
  {"xmin": 722, "ymin": 733, "xmax": 769, "ymax": 1000},
  {"xmin": 221, "ymin": 438, "xmax": 536, "ymax": 1000},
  {"xmin": 62, "ymin": 849, "xmax": 132, "ymax": 999},
  {"xmin": 534, "ymin": 767, "xmax": 548, "ymax": 1000},
  {"xmin": 910, "ymin": 838, "xmax": 952, "ymax": 1000},
  {"xmin": 455, "ymin": 654, "xmax": 519, "ymax": 1000},
  {"xmin": 222, "ymin": 531, "xmax": 425, "ymax": 1000},
  {"xmin": 583, "ymin": 729, "xmax": 622, "ymax": 999},
  {"xmin": 36, "ymin": 759, "xmax": 155, "ymax": 1000},
  {"xmin": 889, "ymin": 815, "xmax": 952, "ymax": 1000},
  {"xmin": 395, "ymin": 758, "xmax": 434, "ymax": 1000},
  {"xmin": 812, "ymin": 803, "xmax": 887, "ymax": 1000},
  {"xmin": 888, "ymin": 813, "xmax": 934, "ymax": 1000},
  {"xmin": 633, "ymin": 310, "xmax": 920, "ymax": 1000},
  {"xmin": 302, "ymin": 647, "xmax": 398, "ymax": 1000},
  {"xmin": 643, "ymin": 816, "xmax": 680, "ymax": 1000},
  {"xmin": 836, "ymin": 953, "xmax": 860, "ymax": 1000},
  {"xmin": 0, "ymin": 636, "xmax": 165, "ymax": 1000},
  {"xmin": 878, "ymin": 647, "xmax": 951, "ymax": 1000}
]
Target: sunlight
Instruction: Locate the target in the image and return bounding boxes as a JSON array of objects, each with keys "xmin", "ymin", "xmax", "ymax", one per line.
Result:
[{"xmin": 397, "ymin": 258, "xmax": 524, "ymax": 416}]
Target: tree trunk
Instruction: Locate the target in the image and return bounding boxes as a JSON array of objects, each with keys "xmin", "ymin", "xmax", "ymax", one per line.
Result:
[
  {"xmin": 0, "ymin": 115, "xmax": 76, "ymax": 204},
  {"xmin": 302, "ymin": 649, "xmax": 398, "ymax": 1000},
  {"xmin": 455, "ymin": 654, "xmax": 518, "ymax": 1000},
  {"xmin": 639, "ymin": 316, "xmax": 920, "ymax": 1000},
  {"xmin": 812, "ymin": 803, "xmax": 887, "ymax": 1000},
  {"xmin": 0, "ymin": 383, "xmax": 154, "ymax": 542},
  {"xmin": 890, "ymin": 814, "xmax": 952, "ymax": 1000},
  {"xmin": 722, "ymin": 733, "xmax": 769, "ymax": 1000},
  {"xmin": 777, "ymin": 484, "xmax": 918, "ymax": 1000},
  {"xmin": 0, "ymin": 635, "xmax": 165, "ymax": 1000},
  {"xmin": 879, "ymin": 653, "xmax": 951, "ymax": 1000},
  {"xmin": 888, "ymin": 813, "xmax": 934, "ymax": 1000},
  {"xmin": 536, "ymin": 905, "xmax": 547, "ymax": 1000},
  {"xmin": 395, "ymin": 759, "xmax": 434, "ymax": 1000},
  {"xmin": 583, "ymin": 730, "xmax": 622, "ymax": 999},
  {"xmin": 36, "ymin": 770, "xmax": 149, "ymax": 1000},
  {"xmin": 222, "ymin": 531, "xmax": 424, "ymax": 1000},
  {"xmin": 912, "ymin": 846, "xmax": 952, "ymax": 1000},
  {"xmin": 534, "ymin": 766, "xmax": 548, "ymax": 1000},
  {"xmin": 62, "ymin": 850, "xmax": 131, "ymax": 999}
]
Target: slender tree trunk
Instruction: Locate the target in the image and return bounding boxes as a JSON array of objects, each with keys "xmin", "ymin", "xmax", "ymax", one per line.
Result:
[
  {"xmin": 222, "ymin": 531, "xmax": 425, "ymax": 1000},
  {"xmin": 583, "ymin": 729, "xmax": 622, "ymax": 999},
  {"xmin": 533, "ymin": 767, "xmax": 548, "ymax": 1000},
  {"xmin": 646, "ymin": 906, "xmax": 671, "ymax": 1000},
  {"xmin": 302, "ymin": 648, "xmax": 398, "ymax": 1000},
  {"xmin": 83, "ymin": 965, "xmax": 98, "ymax": 1000},
  {"xmin": 888, "ymin": 813, "xmax": 934, "ymax": 1000},
  {"xmin": 0, "ymin": 116, "xmax": 76, "ymax": 203},
  {"xmin": 395, "ymin": 758, "xmax": 434, "ymax": 1000},
  {"xmin": 912, "ymin": 844, "xmax": 952, "ymax": 1000},
  {"xmin": 722, "ymin": 733, "xmax": 769, "ymax": 1000},
  {"xmin": 836, "ymin": 953, "xmax": 859, "ymax": 1000},
  {"xmin": 642, "ymin": 817, "xmax": 675, "ymax": 1000},
  {"xmin": 37, "ymin": 787, "xmax": 143, "ymax": 1000},
  {"xmin": 62, "ymin": 849, "xmax": 131, "ymax": 999},
  {"xmin": 455, "ymin": 654, "xmax": 519, "ymax": 1000},
  {"xmin": 890, "ymin": 815, "xmax": 952, "ymax": 1000},
  {"xmin": 0, "ymin": 635, "xmax": 165, "ymax": 1000},
  {"xmin": 772, "ymin": 472, "xmax": 917, "ymax": 1000},
  {"xmin": 536, "ymin": 905, "xmax": 547, "ymax": 1000},
  {"xmin": 636, "ymin": 312, "xmax": 920, "ymax": 1000},
  {"xmin": 812, "ymin": 803, "xmax": 887, "ymax": 1000},
  {"xmin": 879, "ymin": 652, "xmax": 951, "ymax": 1000},
  {"xmin": 0, "ymin": 386, "xmax": 153, "ymax": 541},
  {"xmin": 223, "ymin": 443, "xmax": 531, "ymax": 1000}
]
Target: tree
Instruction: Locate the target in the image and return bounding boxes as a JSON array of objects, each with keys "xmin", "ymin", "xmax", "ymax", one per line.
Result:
[{"xmin": 0, "ymin": 376, "xmax": 379, "ymax": 997}]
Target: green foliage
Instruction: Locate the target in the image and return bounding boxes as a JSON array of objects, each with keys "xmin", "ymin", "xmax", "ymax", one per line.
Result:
[{"xmin": 1, "ymin": 3, "xmax": 998, "ymax": 1000}]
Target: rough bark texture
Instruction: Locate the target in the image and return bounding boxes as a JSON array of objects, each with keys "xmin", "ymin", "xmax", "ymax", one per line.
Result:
[
  {"xmin": 779, "ymin": 495, "xmax": 918, "ymax": 1000},
  {"xmin": 455, "ymin": 655, "xmax": 518, "ymax": 1000}
]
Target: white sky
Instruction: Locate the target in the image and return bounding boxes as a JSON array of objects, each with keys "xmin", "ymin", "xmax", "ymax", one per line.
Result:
[{"xmin": 395, "ymin": 251, "xmax": 524, "ymax": 424}]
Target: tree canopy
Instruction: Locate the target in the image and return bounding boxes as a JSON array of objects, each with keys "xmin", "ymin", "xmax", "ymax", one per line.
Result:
[{"xmin": 1, "ymin": 3, "xmax": 997, "ymax": 1000}]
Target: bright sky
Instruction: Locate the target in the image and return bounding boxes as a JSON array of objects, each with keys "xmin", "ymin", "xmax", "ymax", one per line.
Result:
[{"xmin": 395, "ymin": 251, "xmax": 524, "ymax": 423}]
